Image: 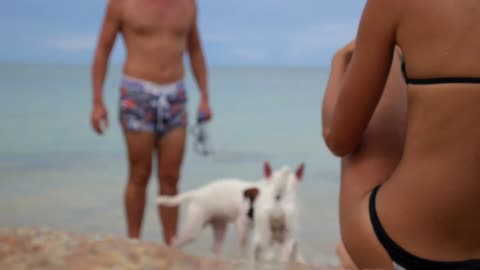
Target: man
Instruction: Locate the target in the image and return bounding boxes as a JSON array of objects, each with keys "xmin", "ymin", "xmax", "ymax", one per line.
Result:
[{"xmin": 90, "ymin": 0, "xmax": 212, "ymax": 245}]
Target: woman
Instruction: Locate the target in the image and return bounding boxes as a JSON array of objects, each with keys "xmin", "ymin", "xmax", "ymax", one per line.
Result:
[
  {"xmin": 323, "ymin": 40, "xmax": 407, "ymax": 269},
  {"xmin": 323, "ymin": 1, "xmax": 480, "ymax": 269}
]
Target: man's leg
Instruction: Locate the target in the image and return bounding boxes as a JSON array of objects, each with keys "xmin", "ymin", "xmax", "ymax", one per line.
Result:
[
  {"xmin": 123, "ymin": 131, "xmax": 156, "ymax": 238},
  {"xmin": 157, "ymin": 127, "xmax": 187, "ymax": 245}
]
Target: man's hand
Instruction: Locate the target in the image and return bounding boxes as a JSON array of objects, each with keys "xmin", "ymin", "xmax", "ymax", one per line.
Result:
[
  {"xmin": 197, "ymin": 98, "xmax": 212, "ymax": 122},
  {"xmin": 91, "ymin": 102, "xmax": 109, "ymax": 135}
]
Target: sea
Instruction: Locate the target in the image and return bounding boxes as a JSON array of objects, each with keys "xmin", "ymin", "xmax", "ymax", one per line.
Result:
[{"xmin": 0, "ymin": 64, "xmax": 342, "ymax": 267}]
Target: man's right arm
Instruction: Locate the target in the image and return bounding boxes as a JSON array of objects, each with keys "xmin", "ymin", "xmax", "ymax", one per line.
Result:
[{"xmin": 91, "ymin": 0, "xmax": 121, "ymax": 134}]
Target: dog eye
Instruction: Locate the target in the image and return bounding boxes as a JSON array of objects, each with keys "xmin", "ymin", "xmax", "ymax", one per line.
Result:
[{"xmin": 276, "ymin": 195, "xmax": 281, "ymax": 201}]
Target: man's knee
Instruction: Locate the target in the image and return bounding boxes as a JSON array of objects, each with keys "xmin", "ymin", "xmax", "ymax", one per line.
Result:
[
  {"xmin": 128, "ymin": 164, "xmax": 152, "ymax": 189},
  {"xmin": 158, "ymin": 170, "xmax": 180, "ymax": 195}
]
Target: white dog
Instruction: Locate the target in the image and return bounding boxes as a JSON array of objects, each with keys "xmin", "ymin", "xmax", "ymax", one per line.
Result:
[
  {"xmin": 244, "ymin": 163, "xmax": 306, "ymax": 265},
  {"xmin": 156, "ymin": 162, "xmax": 285, "ymax": 256}
]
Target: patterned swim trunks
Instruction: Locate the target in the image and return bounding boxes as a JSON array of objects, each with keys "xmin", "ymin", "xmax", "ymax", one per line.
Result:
[{"xmin": 119, "ymin": 75, "xmax": 187, "ymax": 137}]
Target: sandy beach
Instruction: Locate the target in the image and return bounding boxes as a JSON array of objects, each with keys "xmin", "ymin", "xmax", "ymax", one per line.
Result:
[{"xmin": 0, "ymin": 227, "xmax": 342, "ymax": 270}]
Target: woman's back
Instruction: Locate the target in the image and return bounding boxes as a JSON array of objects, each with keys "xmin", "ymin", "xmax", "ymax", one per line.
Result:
[{"xmin": 382, "ymin": 1, "xmax": 480, "ymax": 261}]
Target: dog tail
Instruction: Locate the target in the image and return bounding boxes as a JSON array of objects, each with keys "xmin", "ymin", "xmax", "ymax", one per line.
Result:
[{"xmin": 157, "ymin": 191, "xmax": 195, "ymax": 207}]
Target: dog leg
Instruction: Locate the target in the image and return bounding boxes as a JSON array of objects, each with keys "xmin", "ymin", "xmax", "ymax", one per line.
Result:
[
  {"xmin": 295, "ymin": 250, "xmax": 307, "ymax": 265},
  {"xmin": 280, "ymin": 237, "xmax": 296, "ymax": 263},
  {"xmin": 250, "ymin": 212, "xmax": 273, "ymax": 263},
  {"xmin": 172, "ymin": 206, "xmax": 205, "ymax": 249},
  {"xmin": 251, "ymin": 236, "xmax": 269, "ymax": 262},
  {"xmin": 235, "ymin": 218, "xmax": 250, "ymax": 257},
  {"xmin": 211, "ymin": 220, "xmax": 227, "ymax": 256},
  {"xmin": 278, "ymin": 238, "xmax": 306, "ymax": 265}
]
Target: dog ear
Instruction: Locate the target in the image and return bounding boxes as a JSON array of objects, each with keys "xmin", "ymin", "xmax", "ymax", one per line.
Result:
[
  {"xmin": 243, "ymin": 187, "xmax": 260, "ymax": 201},
  {"xmin": 264, "ymin": 161, "xmax": 272, "ymax": 179},
  {"xmin": 295, "ymin": 163, "xmax": 305, "ymax": 181}
]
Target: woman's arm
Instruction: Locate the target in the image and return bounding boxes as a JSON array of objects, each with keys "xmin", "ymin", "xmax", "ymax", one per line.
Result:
[
  {"xmin": 324, "ymin": 0, "xmax": 402, "ymax": 157},
  {"xmin": 322, "ymin": 40, "xmax": 356, "ymax": 141}
]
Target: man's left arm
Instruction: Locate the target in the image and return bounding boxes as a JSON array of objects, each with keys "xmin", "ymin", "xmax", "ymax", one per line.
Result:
[{"xmin": 187, "ymin": 12, "xmax": 211, "ymax": 120}]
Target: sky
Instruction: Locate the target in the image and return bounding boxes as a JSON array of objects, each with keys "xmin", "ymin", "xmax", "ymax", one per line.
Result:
[{"xmin": 0, "ymin": 1, "xmax": 366, "ymax": 66}]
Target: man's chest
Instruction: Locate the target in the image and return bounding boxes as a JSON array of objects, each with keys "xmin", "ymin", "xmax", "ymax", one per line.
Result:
[{"xmin": 121, "ymin": 0, "xmax": 195, "ymax": 34}]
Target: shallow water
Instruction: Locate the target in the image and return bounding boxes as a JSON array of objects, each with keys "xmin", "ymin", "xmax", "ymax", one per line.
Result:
[{"xmin": 0, "ymin": 64, "xmax": 341, "ymax": 267}]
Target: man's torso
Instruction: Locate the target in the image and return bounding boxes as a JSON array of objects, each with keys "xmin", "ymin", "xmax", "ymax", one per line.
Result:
[{"xmin": 118, "ymin": 0, "xmax": 196, "ymax": 83}]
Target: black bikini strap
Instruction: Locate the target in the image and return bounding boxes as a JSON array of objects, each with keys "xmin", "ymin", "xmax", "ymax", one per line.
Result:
[
  {"xmin": 407, "ymin": 77, "xmax": 480, "ymax": 85},
  {"xmin": 401, "ymin": 58, "xmax": 480, "ymax": 85},
  {"xmin": 369, "ymin": 185, "xmax": 480, "ymax": 269}
]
